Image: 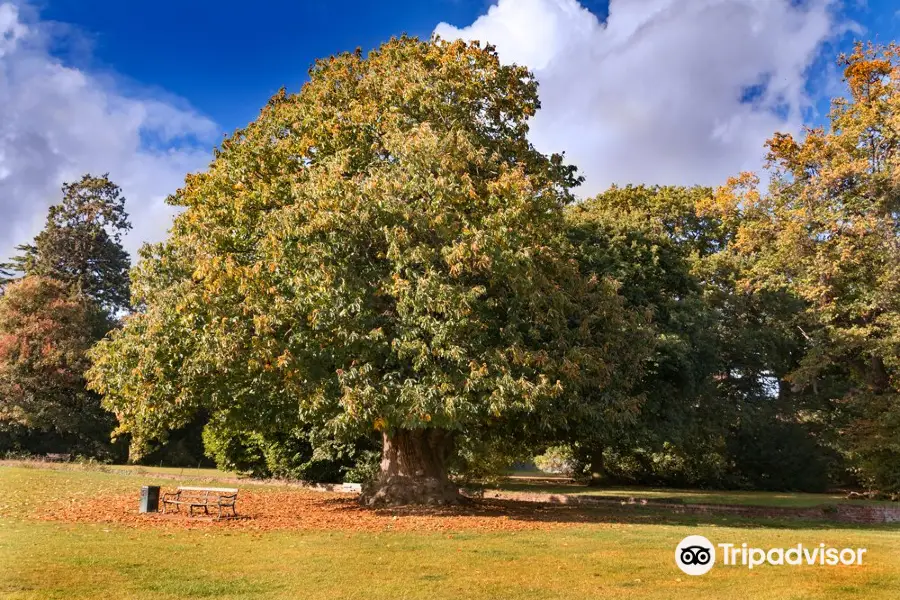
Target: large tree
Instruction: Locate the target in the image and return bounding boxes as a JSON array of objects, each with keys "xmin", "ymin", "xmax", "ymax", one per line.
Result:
[
  {"xmin": 11, "ymin": 174, "xmax": 132, "ymax": 313},
  {"xmin": 88, "ymin": 37, "xmax": 648, "ymax": 505},
  {"xmin": 711, "ymin": 43, "xmax": 900, "ymax": 490}
]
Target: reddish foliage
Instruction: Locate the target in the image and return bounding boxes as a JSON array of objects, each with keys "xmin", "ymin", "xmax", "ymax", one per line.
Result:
[
  {"xmin": 0, "ymin": 277, "xmax": 98, "ymax": 430},
  {"xmin": 36, "ymin": 487, "xmax": 617, "ymax": 533}
]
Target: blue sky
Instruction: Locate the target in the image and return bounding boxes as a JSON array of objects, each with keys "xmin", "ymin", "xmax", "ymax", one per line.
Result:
[
  {"xmin": 37, "ymin": 0, "xmax": 496, "ymax": 131},
  {"xmin": 2, "ymin": 0, "xmax": 900, "ymax": 260},
  {"xmin": 39, "ymin": 0, "xmax": 895, "ymax": 137}
]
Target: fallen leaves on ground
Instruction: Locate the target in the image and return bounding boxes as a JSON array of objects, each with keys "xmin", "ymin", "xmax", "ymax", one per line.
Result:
[{"xmin": 34, "ymin": 488, "xmax": 624, "ymax": 533}]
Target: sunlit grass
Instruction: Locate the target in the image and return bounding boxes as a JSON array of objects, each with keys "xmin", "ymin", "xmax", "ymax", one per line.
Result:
[
  {"xmin": 1, "ymin": 466, "xmax": 898, "ymax": 599},
  {"xmin": 0, "ymin": 459, "xmax": 230, "ymax": 480}
]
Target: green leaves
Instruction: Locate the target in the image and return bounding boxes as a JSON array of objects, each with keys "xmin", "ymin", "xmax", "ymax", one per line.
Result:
[
  {"xmin": 88, "ymin": 36, "xmax": 643, "ymax": 466},
  {"xmin": 9, "ymin": 174, "xmax": 132, "ymax": 314},
  {"xmin": 0, "ymin": 174, "xmax": 133, "ymax": 457},
  {"xmin": 714, "ymin": 43, "xmax": 900, "ymax": 490}
]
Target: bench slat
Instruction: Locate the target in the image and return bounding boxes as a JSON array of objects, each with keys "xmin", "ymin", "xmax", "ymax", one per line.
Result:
[
  {"xmin": 175, "ymin": 487, "xmax": 238, "ymax": 494},
  {"xmin": 166, "ymin": 499, "xmax": 235, "ymax": 505}
]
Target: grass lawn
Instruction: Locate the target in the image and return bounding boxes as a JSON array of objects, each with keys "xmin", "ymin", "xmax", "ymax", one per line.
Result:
[
  {"xmin": 0, "ymin": 460, "xmax": 232, "ymax": 480},
  {"xmin": 1, "ymin": 466, "xmax": 898, "ymax": 600},
  {"xmin": 103, "ymin": 464, "xmax": 230, "ymax": 478}
]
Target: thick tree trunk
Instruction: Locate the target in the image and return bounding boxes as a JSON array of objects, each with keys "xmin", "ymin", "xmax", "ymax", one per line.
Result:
[
  {"xmin": 360, "ymin": 428, "xmax": 463, "ymax": 506},
  {"xmin": 587, "ymin": 449, "xmax": 605, "ymax": 487}
]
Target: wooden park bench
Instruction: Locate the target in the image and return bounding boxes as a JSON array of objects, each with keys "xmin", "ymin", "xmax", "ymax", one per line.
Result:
[
  {"xmin": 161, "ymin": 486, "xmax": 238, "ymax": 519},
  {"xmin": 44, "ymin": 453, "xmax": 71, "ymax": 463}
]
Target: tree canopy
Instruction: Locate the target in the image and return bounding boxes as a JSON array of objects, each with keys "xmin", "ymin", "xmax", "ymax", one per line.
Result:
[
  {"xmin": 561, "ymin": 185, "xmax": 832, "ymax": 491},
  {"xmin": 10, "ymin": 174, "xmax": 132, "ymax": 313},
  {"xmin": 36, "ymin": 36, "xmax": 898, "ymax": 498},
  {"xmin": 0, "ymin": 174, "xmax": 133, "ymax": 459},
  {"xmin": 88, "ymin": 37, "xmax": 650, "ymax": 504},
  {"xmin": 0, "ymin": 277, "xmax": 115, "ymax": 455},
  {"xmin": 709, "ymin": 42, "xmax": 900, "ymax": 490},
  {"xmin": 565, "ymin": 186, "xmax": 720, "ymax": 483}
]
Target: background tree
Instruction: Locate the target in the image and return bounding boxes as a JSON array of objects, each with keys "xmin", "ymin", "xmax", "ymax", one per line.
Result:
[
  {"xmin": 565, "ymin": 186, "xmax": 714, "ymax": 485},
  {"xmin": 88, "ymin": 37, "xmax": 649, "ymax": 505},
  {"xmin": 0, "ymin": 174, "xmax": 133, "ymax": 459},
  {"xmin": 567, "ymin": 185, "xmax": 835, "ymax": 491},
  {"xmin": 11, "ymin": 174, "xmax": 132, "ymax": 314},
  {"xmin": 0, "ymin": 277, "xmax": 117, "ymax": 456},
  {"xmin": 710, "ymin": 43, "xmax": 900, "ymax": 491}
]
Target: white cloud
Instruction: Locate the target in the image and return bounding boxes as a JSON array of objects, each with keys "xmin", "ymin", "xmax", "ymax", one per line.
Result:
[
  {"xmin": 0, "ymin": 0, "xmax": 860, "ymax": 263},
  {"xmin": 0, "ymin": 1, "xmax": 217, "ymax": 263},
  {"xmin": 436, "ymin": 0, "xmax": 854, "ymax": 196}
]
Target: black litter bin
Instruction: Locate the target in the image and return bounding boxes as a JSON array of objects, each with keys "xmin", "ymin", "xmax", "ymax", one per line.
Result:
[{"xmin": 140, "ymin": 485, "xmax": 160, "ymax": 513}]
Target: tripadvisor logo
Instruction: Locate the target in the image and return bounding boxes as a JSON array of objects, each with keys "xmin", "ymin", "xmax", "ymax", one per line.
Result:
[
  {"xmin": 675, "ymin": 535, "xmax": 716, "ymax": 575},
  {"xmin": 675, "ymin": 535, "xmax": 866, "ymax": 575}
]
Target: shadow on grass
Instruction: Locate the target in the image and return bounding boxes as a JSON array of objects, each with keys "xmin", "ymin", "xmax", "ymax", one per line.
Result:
[{"xmin": 319, "ymin": 496, "xmax": 900, "ymax": 532}]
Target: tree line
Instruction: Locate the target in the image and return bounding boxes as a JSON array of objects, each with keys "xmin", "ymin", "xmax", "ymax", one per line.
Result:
[{"xmin": 1, "ymin": 38, "xmax": 898, "ymax": 504}]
